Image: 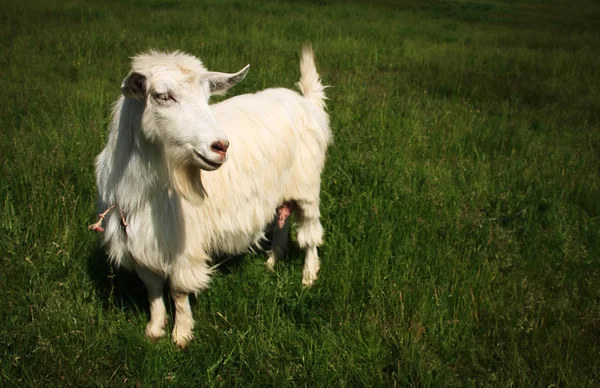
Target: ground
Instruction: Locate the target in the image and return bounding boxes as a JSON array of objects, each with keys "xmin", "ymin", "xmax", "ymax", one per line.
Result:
[{"xmin": 1, "ymin": 0, "xmax": 599, "ymax": 386}]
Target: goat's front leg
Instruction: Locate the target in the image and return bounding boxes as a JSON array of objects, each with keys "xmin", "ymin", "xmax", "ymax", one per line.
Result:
[
  {"xmin": 171, "ymin": 290, "xmax": 194, "ymax": 348},
  {"xmin": 136, "ymin": 266, "xmax": 167, "ymax": 342}
]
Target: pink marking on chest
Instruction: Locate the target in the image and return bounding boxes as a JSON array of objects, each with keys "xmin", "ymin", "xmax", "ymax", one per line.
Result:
[{"xmin": 276, "ymin": 201, "xmax": 296, "ymax": 228}]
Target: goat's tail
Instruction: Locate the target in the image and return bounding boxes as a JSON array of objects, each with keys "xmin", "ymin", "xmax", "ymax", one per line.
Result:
[{"xmin": 297, "ymin": 44, "xmax": 327, "ymax": 109}]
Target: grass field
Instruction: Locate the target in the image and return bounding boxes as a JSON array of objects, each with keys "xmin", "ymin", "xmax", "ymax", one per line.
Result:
[{"xmin": 1, "ymin": 0, "xmax": 600, "ymax": 385}]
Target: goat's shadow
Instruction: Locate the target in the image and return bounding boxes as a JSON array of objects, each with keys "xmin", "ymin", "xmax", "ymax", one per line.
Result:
[
  {"xmin": 210, "ymin": 242, "xmax": 304, "ymax": 275},
  {"xmin": 87, "ymin": 246, "xmax": 149, "ymax": 315}
]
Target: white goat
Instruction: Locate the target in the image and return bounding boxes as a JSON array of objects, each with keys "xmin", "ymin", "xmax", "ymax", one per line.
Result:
[{"xmin": 93, "ymin": 45, "xmax": 331, "ymax": 347}]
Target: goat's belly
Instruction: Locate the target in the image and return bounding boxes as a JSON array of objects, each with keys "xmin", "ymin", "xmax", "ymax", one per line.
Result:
[
  {"xmin": 194, "ymin": 199, "xmax": 278, "ymax": 256},
  {"xmin": 211, "ymin": 228, "xmax": 267, "ymax": 255}
]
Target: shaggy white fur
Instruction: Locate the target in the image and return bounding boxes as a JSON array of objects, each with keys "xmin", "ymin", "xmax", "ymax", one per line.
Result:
[{"xmin": 94, "ymin": 45, "xmax": 331, "ymax": 347}]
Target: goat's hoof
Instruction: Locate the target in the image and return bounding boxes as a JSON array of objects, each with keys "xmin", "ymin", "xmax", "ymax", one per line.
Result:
[
  {"xmin": 172, "ymin": 330, "xmax": 194, "ymax": 349},
  {"xmin": 302, "ymin": 273, "xmax": 318, "ymax": 286},
  {"xmin": 302, "ymin": 263, "xmax": 320, "ymax": 286},
  {"xmin": 145, "ymin": 324, "xmax": 166, "ymax": 343},
  {"xmin": 265, "ymin": 255, "xmax": 276, "ymax": 271}
]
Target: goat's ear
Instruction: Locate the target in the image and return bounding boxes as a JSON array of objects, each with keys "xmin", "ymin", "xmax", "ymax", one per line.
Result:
[
  {"xmin": 121, "ymin": 72, "xmax": 148, "ymax": 100},
  {"xmin": 205, "ymin": 64, "xmax": 250, "ymax": 95}
]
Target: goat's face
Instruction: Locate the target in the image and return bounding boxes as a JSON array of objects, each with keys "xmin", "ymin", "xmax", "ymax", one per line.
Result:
[{"xmin": 121, "ymin": 52, "xmax": 249, "ymax": 171}]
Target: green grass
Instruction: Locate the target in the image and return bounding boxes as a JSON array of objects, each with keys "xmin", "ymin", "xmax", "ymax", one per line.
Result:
[{"xmin": 1, "ymin": 0, "xmax": 600, "ymax": 385}]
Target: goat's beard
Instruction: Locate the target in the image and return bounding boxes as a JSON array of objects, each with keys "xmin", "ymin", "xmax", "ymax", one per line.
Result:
[{"xmin": 169, "ymin": 162, "xmax": 207, "ymax": 204}]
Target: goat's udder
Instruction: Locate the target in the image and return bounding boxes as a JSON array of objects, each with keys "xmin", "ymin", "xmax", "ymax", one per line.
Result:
[{"xmin": 276, "ymin": 201, "xmax": 296, "ymax": 228}]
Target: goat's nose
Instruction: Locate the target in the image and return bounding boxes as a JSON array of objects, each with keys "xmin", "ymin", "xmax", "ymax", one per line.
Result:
[{"xmin": 211, "ymin": 140, "xmax": 229, "ymax": 156}]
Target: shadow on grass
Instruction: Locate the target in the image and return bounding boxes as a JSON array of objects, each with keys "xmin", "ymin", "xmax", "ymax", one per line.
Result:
[{"xmin": 86, "ymin": 245, "xmax": 149, "ymax": 316}]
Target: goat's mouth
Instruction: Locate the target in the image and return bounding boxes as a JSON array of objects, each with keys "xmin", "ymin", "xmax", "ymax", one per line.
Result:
[{"xmin": 193, "ymin": 149, "xmax": 224, "ymax": 171}]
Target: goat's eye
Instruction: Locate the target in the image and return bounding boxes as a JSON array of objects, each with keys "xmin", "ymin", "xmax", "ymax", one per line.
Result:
[{"xmin": 154, "ymin": 93, "xmax": 175, "ymax": 103}]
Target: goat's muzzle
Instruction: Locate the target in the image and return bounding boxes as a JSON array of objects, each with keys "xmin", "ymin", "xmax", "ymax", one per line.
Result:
[{"xmin": 211, "ymin": 140, "xmax": 229, "ymax": 159}]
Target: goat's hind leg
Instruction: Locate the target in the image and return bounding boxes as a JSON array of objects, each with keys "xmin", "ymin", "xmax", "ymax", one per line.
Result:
[
  {"xmin": 266, "ymin": 203, "xmax": 293, "ymax": 270},
  {"xmin": 136, "ymin": 266, "xmax": 167, "ymax": 342},
  {"xmin": 295, "ymin": 199, "xmax": 324, "ymax": 286}
]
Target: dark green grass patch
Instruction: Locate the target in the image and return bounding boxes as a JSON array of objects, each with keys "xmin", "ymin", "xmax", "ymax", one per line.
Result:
[{"xmin": 1, "ymin": 0, "xmax": 599, "ymax": 386}]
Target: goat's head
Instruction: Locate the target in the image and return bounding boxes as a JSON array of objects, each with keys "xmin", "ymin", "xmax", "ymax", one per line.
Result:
[{"xmin": 121, "ymin": 51, "xmax": 249, "ymax": 172}]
